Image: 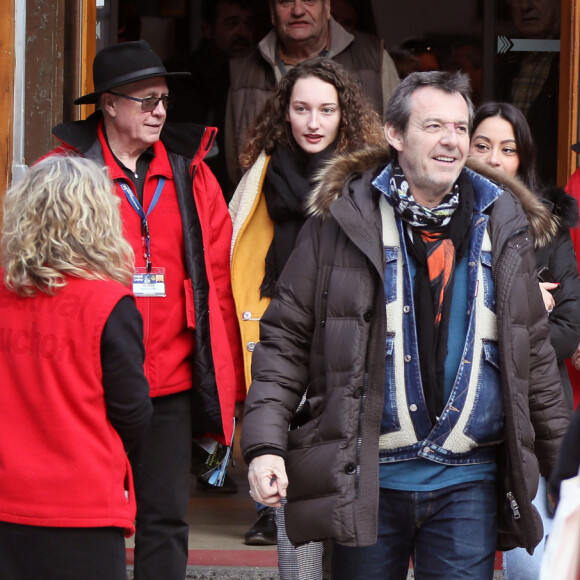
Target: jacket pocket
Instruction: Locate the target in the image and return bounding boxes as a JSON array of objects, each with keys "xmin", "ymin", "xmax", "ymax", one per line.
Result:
[
  {"xmin": 380, "ymin": 334, "xmax": 401, "ymax": 434},
  {"xmin": 481, "ymin": 251, "xmax": 496, "ymax": 312},
  {"xmin": 465, "ymin": 340, "xmax": 504, "ymax": 444},
  {"xmin": 290, "ymin": 395, "xmax": 325, "ymax": 430},
  {"xmin": 285, "ymin": 439, "xmax": 344, "ymax": 501},
  {"xmin": 184, "ymin": 279, "xmax": 196, "ymax": 329},
  {"xmin": 384, "ymin": 247, "xmax": 399, "ymax": 305}
]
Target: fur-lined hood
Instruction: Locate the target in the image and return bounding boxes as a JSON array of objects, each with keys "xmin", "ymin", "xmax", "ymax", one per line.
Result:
[
  {"xmin": 539, "ymin": 183, "xmax": 579, "ymax": 232},
  {"xmin": 307, "ymin": 146, "xmax": 559, "ymax": 249},
  {"xmin": 307, "ymin": 145, "xmax": 389, "ymax": 218}
]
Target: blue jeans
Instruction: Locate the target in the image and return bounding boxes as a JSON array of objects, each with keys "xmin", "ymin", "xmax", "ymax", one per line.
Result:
[
  {"xmin": 502, "ymin": 476, "xmax": 552, "ymax": 580},
  {"xmin": 332, "ymin": 481, "xmax": 497, "ymax": 580}
]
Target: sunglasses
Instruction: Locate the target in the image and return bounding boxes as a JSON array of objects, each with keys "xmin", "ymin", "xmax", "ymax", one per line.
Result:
[{"xmin": 108, "ymin": 90, "xmax": 174, "ymax": 112}]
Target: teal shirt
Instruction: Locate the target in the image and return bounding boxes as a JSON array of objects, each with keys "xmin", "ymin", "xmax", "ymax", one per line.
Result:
[{"xmin": 379, "ymin": 253, "xmax": 497, "ymax": 491}]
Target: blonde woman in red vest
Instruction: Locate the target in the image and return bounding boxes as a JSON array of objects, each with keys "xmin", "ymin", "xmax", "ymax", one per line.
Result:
[{"xmin": 0, "ymin": 156, "xmax": 152, "ymax": 580}]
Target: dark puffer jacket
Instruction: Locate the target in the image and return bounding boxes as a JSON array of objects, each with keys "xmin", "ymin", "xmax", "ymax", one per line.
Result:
[{"xmin": 241, "ymin": 147, "xmax": 571, "ymax": 552}]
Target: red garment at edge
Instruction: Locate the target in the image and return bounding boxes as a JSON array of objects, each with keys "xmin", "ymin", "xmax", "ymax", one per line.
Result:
[
  {"xmin": 565, "ymin": 168, "xmax": 580, "ymax": 409},
  {"xmin": 0, "ymin": 276, "xmax": 137, "ymax": 535},
  {"xmin": 97, "ymin": 125, "xmax": 195, "ymax": 398}
]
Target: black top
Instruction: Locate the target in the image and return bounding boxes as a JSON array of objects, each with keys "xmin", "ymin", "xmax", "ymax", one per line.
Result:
[{"xmin": 101, "ymin": 296, "xmax": 152, "ymax": 451}]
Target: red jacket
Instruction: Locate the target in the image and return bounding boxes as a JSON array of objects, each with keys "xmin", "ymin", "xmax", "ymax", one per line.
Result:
[
  {"xmin": 0, "ymin": 277, "xmax": 137, "ymax": 534},
  {"xmin": 565, "ymin": 168, "xmax": 580, "ymax": 409},
  {"xmin": 98, "ymin": 126, "xmax": 195, "ymax": 397},
  {"xmin": 47, "ymin": 115, "xmax": 245, "ymax": 445}
]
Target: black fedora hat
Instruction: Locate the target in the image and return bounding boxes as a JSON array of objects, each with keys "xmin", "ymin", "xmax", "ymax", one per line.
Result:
[{"xmin": 74, "ymin": 40, "xmax": 189, "ymax": 105}]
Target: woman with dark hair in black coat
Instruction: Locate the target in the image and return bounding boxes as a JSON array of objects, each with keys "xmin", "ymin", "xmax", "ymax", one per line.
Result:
[{"xmin": 469, "ymin": 101, "xmax": 580, "ymax": 580}]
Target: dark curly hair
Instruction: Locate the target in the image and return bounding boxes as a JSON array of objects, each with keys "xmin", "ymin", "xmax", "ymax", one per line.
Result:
[{"xmin": 239, "ymin": 57, "xmax": 385, "ymax": 170}]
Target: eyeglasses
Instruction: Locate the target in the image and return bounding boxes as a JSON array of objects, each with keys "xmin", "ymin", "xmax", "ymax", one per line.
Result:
[{"xmin": 108, "ymin": 90, "xmax": 173, "ymax": 112}]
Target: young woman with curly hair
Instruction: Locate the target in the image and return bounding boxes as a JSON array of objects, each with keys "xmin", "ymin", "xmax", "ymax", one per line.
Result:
[
  {"xmin": 0, "ymin": 156, "xmax": 152, "ymax": 580},
  {"xmin": 238, "ymin": 57, "xmax": 385, "ymax": 172},
  {"xmin": 231, "ymin": 55, "xmax": 385, "ymax": 398},
  {"xmin": 229, "ymin": 57, "xmax": 385, "ymax": 580}
]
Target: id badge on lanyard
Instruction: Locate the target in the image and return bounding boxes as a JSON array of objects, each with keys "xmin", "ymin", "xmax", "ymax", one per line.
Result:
[
  {"xmin": 133, "ymin": 267, "xmax": 166, "ymax": 297},
  {"xmin": 118, "ymin": 178, "xmax": 168, "ymax": 298}
]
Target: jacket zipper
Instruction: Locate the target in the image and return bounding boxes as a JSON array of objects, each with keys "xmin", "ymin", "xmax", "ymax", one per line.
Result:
[
  {"xmin": 355, "ymin": 372, "xmax": 369, "ymax": 497},
  {"xmin": 494, "ymin": 225, "xmax": 529, "ymax": 525},
  {"xmin": 506, "ymin": 491, "xmax": 521, "ymax": 519}
]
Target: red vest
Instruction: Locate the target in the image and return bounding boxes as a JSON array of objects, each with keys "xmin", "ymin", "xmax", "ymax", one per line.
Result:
[
  {"xmin": 0, "ymin": 276, "xmax": 137, "ymax": 535},
  {"xmin": 98, "ymin": 126, "xmax": 195, "ymax": 397}
]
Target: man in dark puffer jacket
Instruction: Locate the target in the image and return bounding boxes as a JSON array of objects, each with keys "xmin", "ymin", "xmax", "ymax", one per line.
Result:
[{"xmin": 242, "ymin": 71, "xmax": 571, "ymax": 580}]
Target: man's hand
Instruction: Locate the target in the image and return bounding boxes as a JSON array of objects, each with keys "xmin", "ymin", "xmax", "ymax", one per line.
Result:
[{"xmin": 248, "ymin": 455, "xmax": 288, "ymax": 507}]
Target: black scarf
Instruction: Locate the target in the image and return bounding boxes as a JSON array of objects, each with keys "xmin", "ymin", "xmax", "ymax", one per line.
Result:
[
  {"xmin": 260, "ymin": 142, "xmax": 335, "ymax": 297},
  {"xmin": 390, "ymin": 168, "xmax": 474, "ymax": 424}
]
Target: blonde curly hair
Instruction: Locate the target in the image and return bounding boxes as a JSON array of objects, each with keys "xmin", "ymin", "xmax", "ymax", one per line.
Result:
[
  {"xmin": 2, "ymin": 155, "xmax": 134, "ymax": 296},
  {"xmin": 239, "ymin": 57, "xmax": 386, "ymax": 171}
]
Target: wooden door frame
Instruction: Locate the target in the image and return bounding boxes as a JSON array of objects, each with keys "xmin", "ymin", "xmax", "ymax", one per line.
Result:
[
  {"xmin": 558, "ymin": 0, "xmax": 580, "ymax": 184},
  {"xmin": 0, "ymin": 0, "xmax": 95, "ymax": 198},
  {"xmin": 77, "ymin": 0, "xmax": 96, "ymax": 121},
  {"xmin": 0, "ymin": 0, "xmax": 15, "ymax": 196}
]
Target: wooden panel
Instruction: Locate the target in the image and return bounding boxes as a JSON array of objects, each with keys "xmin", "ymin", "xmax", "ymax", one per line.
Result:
[
  {"xmin": 24, "ymin": 0, "xmax": 65, "ymax": 164},
  {"xmin": 77, "ymin": 0, "xmax": 96, "ymax": 120},
  {"xmin": 558, "ymin": 0, "xmax": 580, "ymax": 185},
  {"xmin": 0, "ymin": 0, "xmax": 15, "ymax": 197},
  {"xmin": 58, "ymin": 0, "xmax": 96, "ymax": 123}
]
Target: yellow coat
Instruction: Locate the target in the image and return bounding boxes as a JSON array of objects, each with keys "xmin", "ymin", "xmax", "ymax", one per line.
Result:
[{"xmin": 229, "ymin": 151, "xmax": 273, "ymax": 390}]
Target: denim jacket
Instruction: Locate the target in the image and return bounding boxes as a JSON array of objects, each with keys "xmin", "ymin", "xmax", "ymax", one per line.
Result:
[{"xmin": 373, "ymin": 164, "xmax": 504, "ymax": 465}]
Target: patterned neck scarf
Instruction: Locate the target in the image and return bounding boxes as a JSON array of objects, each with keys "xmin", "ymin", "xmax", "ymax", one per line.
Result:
[
  {"xmin": 389, "ymin": 164, "xmax": 460, "ymax": 229},
  {"xmin": 388, "ymin": 164, "xmax": 472, "ymax": 423}
]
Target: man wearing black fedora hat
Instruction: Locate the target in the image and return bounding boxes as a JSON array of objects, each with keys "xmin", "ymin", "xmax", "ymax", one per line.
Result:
[{"xmin": 45, "ymin": 40, "xmax": 245, "ymax": 579}]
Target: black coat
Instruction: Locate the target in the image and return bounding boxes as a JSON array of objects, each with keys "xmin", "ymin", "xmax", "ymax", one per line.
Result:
[{"xmin": 535, "ymin": 185, "xmax": 580, "ymax": 407}]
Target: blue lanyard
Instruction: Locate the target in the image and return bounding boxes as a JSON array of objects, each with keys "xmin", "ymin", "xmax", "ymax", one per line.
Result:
[{"xmin": 118, "ymin": 177, "xmax": 166, "ymax": 272}]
